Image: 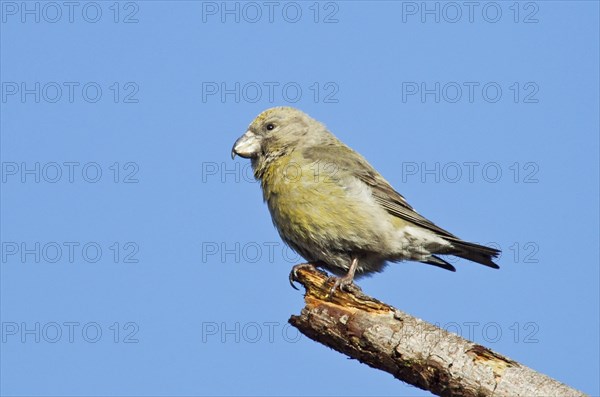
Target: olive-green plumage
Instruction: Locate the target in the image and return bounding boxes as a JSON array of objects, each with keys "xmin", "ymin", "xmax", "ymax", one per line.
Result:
[{"xmin": 232, "ymin": 107, "xmax": 499, "ymax": 286}]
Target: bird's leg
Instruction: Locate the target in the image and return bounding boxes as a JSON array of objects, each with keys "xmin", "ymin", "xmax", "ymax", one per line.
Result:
[
  {"xmin": 329, "ymin": 257, "xmax": 359, "ymax": 296},
  {"xmin": 289, "ymin": 263, "xmax": 317, "ymax": 290}
]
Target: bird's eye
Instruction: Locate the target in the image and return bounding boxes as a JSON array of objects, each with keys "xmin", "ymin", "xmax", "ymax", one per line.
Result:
[{"xmin": 266, "ymin": 123, "xmax": 275, "ymax": 131}]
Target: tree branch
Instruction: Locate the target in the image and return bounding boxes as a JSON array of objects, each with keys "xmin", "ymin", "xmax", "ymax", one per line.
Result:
[{"xmin": 288, "ymin": 264, "xmax": 586, "ymax": 397}]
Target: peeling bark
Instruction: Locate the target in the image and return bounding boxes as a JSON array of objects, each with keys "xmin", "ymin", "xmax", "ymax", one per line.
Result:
[{"xmin": 288, "ymin": 264, "xmax": 586, "ymax": 397}]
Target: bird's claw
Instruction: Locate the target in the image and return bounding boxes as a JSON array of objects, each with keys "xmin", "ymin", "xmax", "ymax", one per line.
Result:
[
  {"xmin": 327, "ymin": 275, "xmax": 355, "ymax": 298},
  {"xmin": 289, "ymin": 263, "xmax": 316, "ymax": 290}
]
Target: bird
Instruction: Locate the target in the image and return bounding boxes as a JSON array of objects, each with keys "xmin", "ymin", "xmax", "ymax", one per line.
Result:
[{"xmin": 231, "ymin": 107, "xmax": 499, "ymax": 293}]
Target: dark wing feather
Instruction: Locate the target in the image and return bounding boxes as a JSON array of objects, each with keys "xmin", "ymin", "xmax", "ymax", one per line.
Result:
[{"xmin": 423, "ymin": 256, "xmax": 457, "ymax": 271}]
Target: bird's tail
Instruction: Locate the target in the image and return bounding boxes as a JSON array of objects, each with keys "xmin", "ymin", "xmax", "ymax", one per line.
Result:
[{"xmin": 445, "ymin": 238, "xmax": 500, "ymax": 269}]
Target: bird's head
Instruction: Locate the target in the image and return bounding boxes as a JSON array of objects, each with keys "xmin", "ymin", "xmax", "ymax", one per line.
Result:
[{"xmin": 231, "ymin": 107, "xmax": 330, "ymax": 161}]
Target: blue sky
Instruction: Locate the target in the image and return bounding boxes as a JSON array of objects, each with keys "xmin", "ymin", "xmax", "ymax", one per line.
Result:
[{"xmin": 1, "ymin": 1, "xmax": 598, "ymax": 396}]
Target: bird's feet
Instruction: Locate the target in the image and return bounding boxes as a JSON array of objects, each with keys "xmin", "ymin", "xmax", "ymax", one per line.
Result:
[
  {"xmin": 289, "ymin": 263, "xmax": 317, "ymax": 290},
  {"xmin": 328, "ymin": 274, "xmax": 356, "ymax": 298},
  {"xmin": 327, "ymin": 257, "xmax": 360, "ymax": 297}
]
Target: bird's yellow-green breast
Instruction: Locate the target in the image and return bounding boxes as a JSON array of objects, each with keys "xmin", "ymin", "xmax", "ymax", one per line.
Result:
[{"xmin": 259, "ymin": 149, "xmax": 388, "ymax": 250}]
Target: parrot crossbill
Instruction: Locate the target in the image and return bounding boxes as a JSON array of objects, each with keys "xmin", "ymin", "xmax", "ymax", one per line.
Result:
[{"xmin": 232, "ymin": 107, "xmax": 499, "ymax": 293}]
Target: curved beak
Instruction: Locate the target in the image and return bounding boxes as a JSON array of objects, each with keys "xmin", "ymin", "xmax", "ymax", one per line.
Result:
[{"xmin": 231, "ymin": 130, "xmax": 261, "ymax": 159}]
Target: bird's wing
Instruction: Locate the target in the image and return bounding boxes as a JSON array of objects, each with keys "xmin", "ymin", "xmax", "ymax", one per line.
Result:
[{"xmin": 302, "ymin": 144, "xmax": 458, "ymax": 239}]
